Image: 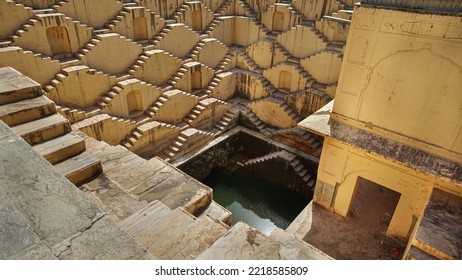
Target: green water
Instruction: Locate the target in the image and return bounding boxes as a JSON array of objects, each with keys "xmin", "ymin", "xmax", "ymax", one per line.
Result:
[{"xmin": 203, "ymin": 167, "xmax": 309, "ymax": 235}]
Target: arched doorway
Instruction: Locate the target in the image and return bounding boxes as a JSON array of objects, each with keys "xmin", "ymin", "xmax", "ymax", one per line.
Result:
[
  {"xmin": 278, "ymin": 70, "xmax": 292, "ymax": 91},
  {"xmin": 191, "ymin": 70, "xmax": 202, "ymax": 90},
  {"xmin": 272, "ymin": 11, "xmax": 285, "ymax": 32},
  {"xmin": 192, "ymin": 10, "xmax": 202, "ymax": 31},
  {"xmin": 133, "ymin": 17, "xmax": 148, "ymax": 41},
  {"xmin": 127, "ymin": 90, "xmax": 143, "ymax": 116},
  {"xmin": 46, "ymin": 26, "xmax": 72, "ymax": 56}
]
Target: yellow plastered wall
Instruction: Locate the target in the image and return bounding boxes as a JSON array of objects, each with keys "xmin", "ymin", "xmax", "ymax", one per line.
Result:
[
  {"xmin": 248, "ymin": 99, "xmax": 298, "ymax": 128},
  {"xmin": 56, "ymin": 0, "xmax": 123, "ymax": 29},
  {"xmin": 246, "ymin": 39, "xmax": 288, "ymax": 68},
  {"xmin": 315, "ymin": 18, "xmax": 349, "ymax": 42},
  {"xmin": 285, "ymin": 90, "xmax": 330, "ymax": 118},
  {"xmin": 277, "ymin": 25, "xmax": 327, "ymax": 58},
  {"xmin": 261, "ymin": 4, "xmax": 300, "ymax": 33},
  {"xmin": 73, "ymin": 113, "xmax": 136, "ymax": 145},
  {"xmin": 12, "ymin": 13, "xmax": 92, "ymax": 57},
  {"xmin": 154, "ymin": 90, "xmax": 199, "ymax": 124},
  {"xmin": 109, "ymin": 7, "xmax": 165, "ymax": 41},
  {"xmin": 233, "ymin": 16, "xmax": 267, "ymax": 47},
  {"xmin": 193, "ymin": 38, "xmax": 229, "ymax": 68},
  {"xmin": 189, "ymin": 98, "xmax": 231, "ymax": 129},
  {"xmin": 176, "ymin": 2, "xmax": 214, "ymax": 32},
  {"xmin": 81, "ymin": 33, "xmax": 143, "ymax": 75},
  {"xmin": 13, "ymin": 0, "xmax": 56, "ymax": 9},
  {"xmin": 201, "ymin": 0, "xmax": 224, "ymax": 12},
  {"xmin": 235, "ymin": 72, "xmax": 271, "ymax": 100},
  {"xmin": 156, "ymin": 23, "xmax": 200, "ymax": 58},
  {"xmin": 244, "ymin": 0, "xmax": 277, "ymax": 13},
  {"xmin": 141, "ymin": 0, "xmax": 185, "ymax": 18},
  {"xmin": 263, "ymin": 63, "xmax": 311, "ymax": 92},
  {"xmin": 174, "ymin": 62, "xmax": 214, "ymax": 92},
  {"xmin": 0, "ymin": 0, "xmax": 34, "ymax": 40},
  {"xmin": 314, "ymin": 137, "xmax": 461, "ymax": 239},
  {"xmin": 128, "ymin": 121, "xmax": 181, "ymax": 156},
  {"xmin": 210, "ymin": 72, "xmax": 236, "ymax": 101},
  {"xmin": 300, "ymin": 51, "xmax": 342, "ymax": 84},
  {"xmin": 131, "ymin": 49, "xmax": 182, "ymax": 86},
  {"xmin": 0, "ymin": 46, "xmax": 60, "ymax": 85},
  {"xmin": 292, "ymin": 0, "xmax": 325, "ymax": 21},
  {"xmin": 210, "ymin": 16, "xmax": 234, "ymax": 46},
  {"xmin": 47, "ymin": 66, "xmax": 116, "ymax": 108},
  {"xmin": 101, "ymin": 79, "xmax": 163, "ymax": 118},
  {"xmin": 333, "ymin": 6, "xmax": 462, "ymax": 154}
]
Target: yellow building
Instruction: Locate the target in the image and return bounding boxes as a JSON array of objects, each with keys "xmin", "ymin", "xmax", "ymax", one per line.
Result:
[{"xmin": 299, "ymin": 0, "xmax": 462, "ymax": 259}]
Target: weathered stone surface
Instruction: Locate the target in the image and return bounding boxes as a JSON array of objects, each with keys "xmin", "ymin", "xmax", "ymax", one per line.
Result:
[
  {"xmin": 0, "ymin": 67, "xmax": 42, "ymax": 105},
  {"xmin": 125, "ymin": 208, "xmax": 196, "ymax": 256},
  {"xmin": 11, "ymin": 114, "xmax": 71, "ymax": 145},
  {"xmin": 298, "ymin": 100, "xmax": 333, "ymax": 137},
  {"xmin": 414, "ymin": 189, "xmax": 462, "ymax": 259},
  {"xmin": 249, "ymin": 229, "xmax": 332, "ymax": 260},
  {"xmin": 329, "ymin": 120, "xmax": 462, "ymax": 184},
  {"xmin": 406, "ymin": 246, "xmax": 439, "ymax": 260},
  {"xmin": 8, "ymin": 242, "xmax": 57, "ymax": 260},
  {"xmin": 82, "ymin": 174, "xmax": 146, "ymax": 221},
  {"xmin": 58, "ymin": 216, "xmax": 153, "ymax": 260},
  {"xmin": 286, "ymin": 201, "xmax": 314, "ymax": 240},
  {"xmin": 154, "ymin": 215, "xmax": 228, "ymax": 260},
  {"xmin": 54, "ymin": 151, "xmax": 102, "ymax": 185},
  {"xmin": 197, "ymin": 222, "xmax": 267, "ymax": 260},
  {"xmin": 0, "ymin": 188, "xmax": 41, "ymax": 259},
  {"xmin": 199, "ymin": 200, "xmax": 232, "ymax": 225},
  {"xmin": 33, "ymin": 133, "xmax": 85, "ymax": 164},
  {"xmin": 121, "ymin": 200, "xmax": 171, "ymax": 235},
  {"xmin": 0, "ymin": 122, "xmax": 101, "ymax": 247},
  {"xmin": 0, "ymin": 95, "xmax": 56, "ymax": 126}
]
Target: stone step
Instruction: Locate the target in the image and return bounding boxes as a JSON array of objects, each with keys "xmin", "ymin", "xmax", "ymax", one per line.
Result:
[
  {"xmin": 0, "ymin": 95, "xmax": 56, "ymax": 127},
  {"xmin": 82, "ymin": 174, "xmax": 146, "ymax": 221},
  {"xmin": 134, "ymin": 166, "xmax": 212, "ymax": 214},
  {"xmin": 120, "ymin": 200, "xmax": 172, "ymax": 235},
  {"xmin": 32, "ymin": 133, "xmax": 86, "ymax": 165},
  {"xmin": 153, "ymin": 214, "xmax": 228, "ymax": 260},
  {"xmin": 0, "ymin": 67, "xmax": 42, "ymax": 105},
  {"xmin": 11, "ymin": 114, "xmax": 71, "ymax": 145},
  {"xmin": 89, "ymin": 145, "xmax": 145, "ymax": 177},
  {"xmin": 249, "ymin": 228, "xmax": 332, "ymax": 260},
  {"xmin": 54, "ymin": 151, "xmax": 103, "ymax": 185},
  {"xmin": 197, "ymin": 221, "xmax": 267, "ymax": 260},
  {"xmin": 124, "ymin": 207, "xmax": 196, "ymax": 257},
  {"xmin": 198, "ymin": 200, "xmax": 232, "ymax": 225}
]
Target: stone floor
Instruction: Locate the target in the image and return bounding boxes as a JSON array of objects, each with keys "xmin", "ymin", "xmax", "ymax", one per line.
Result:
[{"xmin": 288, "ymin": 179, "xmax": 407, "ymax": 260}]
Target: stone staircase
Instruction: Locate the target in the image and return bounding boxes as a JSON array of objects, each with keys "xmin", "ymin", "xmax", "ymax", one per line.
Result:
[
  {"xmin": 150, "ymin": 25, "xmax": 173, "ymax": 46},
  {"xmin": 264, "ymin": 126, "xmax": 324, "ymax": 155},
  {"xmin": 214, "ymin": 0, "xmax": 233, "ymax": 16},
  {"xmin": 239, "ymin": 106, "xmax": 267, "ymax": 131},
  {"xmin": 120, "ymin": 201, "xmax": 229, "ymax": 259},
  {"xmin": 161, "ymin": 128, "xmax": 215, "ymax": 162},
  {"xmin": 243, "ymin": 150, "xmax": 283, "ymax": 166},
  {"xmin": 167, "ymin": 66, "xmax": 189, "ymax": 88},
  {"xmin": 235, "ymin": 49, "xmax": 263, "ymax": 74},
  {"xmin": 236, "ymin": 0, "xmax": 260, "ymax": 19},
  {"xmin": 202, "ymin": 17, "xmax": 223, "ymax": 37},
  {"xmin": 79, "ymin": 131, "xmax": 212, "ymax": 215},
  {"xmin": 212, "ymin": 107, "xmax": 240, "ymax": 134},
  {"xmin": 215, "ymin": 53, "xmax": 234, "ymax": 73},
  {"xmin": 289, "ymin": 156, "xmax": 317, "ymax": 191},
  {"xmin": 0, "ymin": 67, "xmax": 102, "ymax": 185}
]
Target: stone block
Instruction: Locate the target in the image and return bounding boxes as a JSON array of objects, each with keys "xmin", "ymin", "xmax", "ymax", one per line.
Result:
[{"xmin": 197, "ymin": 222, "xmax": 267, "ymax": 260}]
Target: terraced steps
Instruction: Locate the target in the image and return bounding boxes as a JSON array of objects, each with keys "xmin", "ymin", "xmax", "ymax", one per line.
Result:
[
  {"xmin": 197, "ymin": 222, "xmax": 267, "ymax": 260},
  {"xmin": 249, "ymin": 228, "xmax": 332, "ymax": 259}
]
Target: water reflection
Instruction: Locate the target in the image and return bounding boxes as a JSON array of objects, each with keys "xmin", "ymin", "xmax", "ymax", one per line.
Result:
[{"xmin": 203, "ymin": 167, "xmax": 308, "ymax": 235}]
